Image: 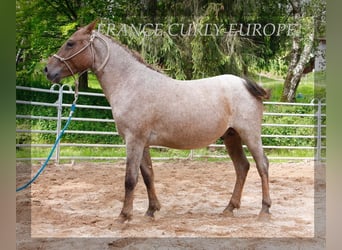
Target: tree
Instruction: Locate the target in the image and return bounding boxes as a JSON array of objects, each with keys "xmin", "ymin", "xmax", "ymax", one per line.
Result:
[{"xmin": 280, "ymin": 0, "xmax": 326, "ymax": 102}]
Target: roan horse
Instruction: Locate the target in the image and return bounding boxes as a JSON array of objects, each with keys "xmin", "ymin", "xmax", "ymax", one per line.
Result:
[{"xmin": 45, "ymin": 21, "xmax": 271, "ymax": 222}]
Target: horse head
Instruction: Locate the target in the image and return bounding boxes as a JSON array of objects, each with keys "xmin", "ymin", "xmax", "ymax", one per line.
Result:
[{"xmin": 44, "ymin": 21, "xmax": 97, "ymax": 83}]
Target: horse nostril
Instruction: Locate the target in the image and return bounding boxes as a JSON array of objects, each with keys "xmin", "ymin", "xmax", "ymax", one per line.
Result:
[{"xmin": 44, "ymin": 66, "xmax": 48, "ymax": 73}]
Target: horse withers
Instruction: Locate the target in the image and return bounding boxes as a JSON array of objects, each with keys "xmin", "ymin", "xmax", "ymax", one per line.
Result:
[{"xmin": 45, "ymin": 21, "xmax": 271, "ymax": 222}]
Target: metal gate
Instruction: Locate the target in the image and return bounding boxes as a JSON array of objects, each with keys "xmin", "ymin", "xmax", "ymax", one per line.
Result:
[{"xmin": 16, "ymin": 85, "xmax": 326, "ymax": 162}]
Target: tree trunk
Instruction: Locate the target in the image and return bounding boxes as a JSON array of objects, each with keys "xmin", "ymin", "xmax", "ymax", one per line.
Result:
[
  {"xmin": 281, "ymin": 31, "xmax": 314, "ymax": 102},
  {"xmin": 280, "ymin": 0, "xmax": 315, "ymax": 102}
]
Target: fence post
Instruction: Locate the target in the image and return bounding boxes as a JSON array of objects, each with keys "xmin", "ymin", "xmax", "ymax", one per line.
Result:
[
  {"xmin": 311, "ymin": 98, "xmax": 325, "ymax": 163},
  {"xmin": 189, "ymin": 149, "xmax": 194, "ymax": 160},
  {"xmin": 316, "ymin": 100, "xmax": 322, "ymax": 162},
  {"xmin": 50, "ymin": 84, "xmax": 72, "ymax": 163}
]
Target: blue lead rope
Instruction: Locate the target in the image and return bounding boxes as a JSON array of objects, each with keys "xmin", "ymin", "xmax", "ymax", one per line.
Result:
[{"xmin": 16, "ymin": 103, "xmax": 77, "ymax": 192}]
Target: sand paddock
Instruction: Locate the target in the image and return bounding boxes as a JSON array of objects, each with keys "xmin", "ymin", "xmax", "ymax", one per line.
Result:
[{"xmin": 16, "ymin": 160, "xmax": 325, "ymax": 249}]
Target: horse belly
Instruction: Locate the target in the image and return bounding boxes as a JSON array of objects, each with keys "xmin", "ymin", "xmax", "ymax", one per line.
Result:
[{"xmin": 149, "ymin": 114, "xmax": 229, "ymax": 149}]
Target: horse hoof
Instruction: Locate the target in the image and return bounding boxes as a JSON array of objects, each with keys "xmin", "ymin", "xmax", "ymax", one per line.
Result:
[
  {"xmin": 145, "ymin": 209, "xmax": 157, "ymax": 217},
  {"xmin": 143, "ymin": 214, "xmax": 156, "ymax": 222},
  {"xmin": 222, "ymin": 208, "xmax": 234, "ymax": 217},
  {"xmin": 257, "ymin": 212, "xmax": 271, "ymax": 222},
  {"xmin": 115, "ymin": 214, "xmax": 131, "ymax": 224}
]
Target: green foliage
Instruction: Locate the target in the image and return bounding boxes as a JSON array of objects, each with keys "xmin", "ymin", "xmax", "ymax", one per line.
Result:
[
  {"xmin": 60, "ymin": 22, "xmax": 78, "ymax": 36},
  {"xmin": 17, "ymin": 0, "xmax": 325, "ymax": 84}
]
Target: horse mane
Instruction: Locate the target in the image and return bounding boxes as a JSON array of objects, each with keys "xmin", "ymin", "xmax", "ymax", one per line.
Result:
[
  {"xmin": 100, "ymin": 32, "xmax": 164, "ymax": 74},
  {"xmin": 242, "ymin": 77, "xmax": 271, "ymax": 100}
]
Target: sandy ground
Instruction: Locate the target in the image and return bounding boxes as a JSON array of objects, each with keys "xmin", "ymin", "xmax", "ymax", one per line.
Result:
[{"xmin": 16, "ymin": 160, "xmax": 325, "ymax": 249}]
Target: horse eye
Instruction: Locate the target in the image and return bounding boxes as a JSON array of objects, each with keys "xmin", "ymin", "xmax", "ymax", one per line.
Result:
[{"xmin": 66, "ymin": 41, "xmax": 75, "ymax": 48}]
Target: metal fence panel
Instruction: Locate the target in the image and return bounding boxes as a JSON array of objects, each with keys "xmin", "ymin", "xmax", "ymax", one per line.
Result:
[{"xmin": 16, "ymin": 85, "xmax": 326, "ymax": 162}]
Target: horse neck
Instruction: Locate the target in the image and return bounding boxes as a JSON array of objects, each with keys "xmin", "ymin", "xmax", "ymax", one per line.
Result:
[{"xmin": 91, "ymin": 33, "xmax": 165, "ymax": 100}]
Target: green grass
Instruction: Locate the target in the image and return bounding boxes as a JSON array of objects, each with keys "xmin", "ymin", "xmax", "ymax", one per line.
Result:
[
  {"xmin": 17, "ymin": 146, "xmax": 317, "ymax": 163},
  {"xmin": 16, "ymin": 146, "xmax": 192, "ymax": 161},
  {"xmin": 252, "ymin": 71, "xmax": 326, "ymax": 102}
]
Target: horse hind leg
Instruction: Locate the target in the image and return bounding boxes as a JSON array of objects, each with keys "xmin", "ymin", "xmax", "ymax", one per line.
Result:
[
  {"xmin": 222, "ymin": 128, "xmax": 250, "ymax": 217},
  {"xmin": 243, "ymin": 131, "xmax": 272, "ymax": 219},
  {"xmin": 140, "ymin": 147, "xmax": 161, "ymax": 218}
]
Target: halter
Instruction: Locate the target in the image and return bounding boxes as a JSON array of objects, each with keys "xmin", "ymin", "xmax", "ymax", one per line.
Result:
[{"xmin": 52, "ymin": 31, "xmax": 110, "ymax": 100}]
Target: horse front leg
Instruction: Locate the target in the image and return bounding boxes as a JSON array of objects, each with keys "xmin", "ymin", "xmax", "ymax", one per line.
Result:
[
  {"xmin": 117, "ymin": 139, "xmax": 145, "ymax": 223},
  {"xmin": 140, "ymin": 147, "xmax": 161, "ymax": 218}
]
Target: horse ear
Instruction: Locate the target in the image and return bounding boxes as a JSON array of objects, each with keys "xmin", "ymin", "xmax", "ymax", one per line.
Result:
[{"xmin": 84, "ymin": 20, "xmax": 97, "ymax": 34}]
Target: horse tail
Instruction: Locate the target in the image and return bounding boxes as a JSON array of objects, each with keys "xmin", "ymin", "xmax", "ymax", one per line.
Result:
[{"xmin": 242, "ymin": 77, "xmax": 271, "ymax": 100}]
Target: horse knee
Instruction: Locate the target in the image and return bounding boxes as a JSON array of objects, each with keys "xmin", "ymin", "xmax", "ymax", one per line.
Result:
[
  {"xmin": 125, "ymin": 175, "xmax": 138, "ymax": 191},
  {"xmin": 257, "ymin": 159, "xmax": 269, "ymax": 178},
  {"xmin": 242, "ymin": 161, "xmax": 250, "ymax": 171},
  {"xmin": 235, "ymin": 161, "xmax": 250, "ymax": 177}
]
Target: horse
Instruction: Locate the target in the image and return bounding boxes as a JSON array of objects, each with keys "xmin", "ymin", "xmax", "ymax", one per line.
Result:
[{"xmin": 45, "ymin": 21, "xmax": 271, "ymax": 222}]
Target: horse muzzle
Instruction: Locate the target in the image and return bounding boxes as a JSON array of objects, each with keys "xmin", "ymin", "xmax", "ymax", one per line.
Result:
[{"xmin": 44, "ymin": 65, "xmax": 61, "ymax": 83}]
